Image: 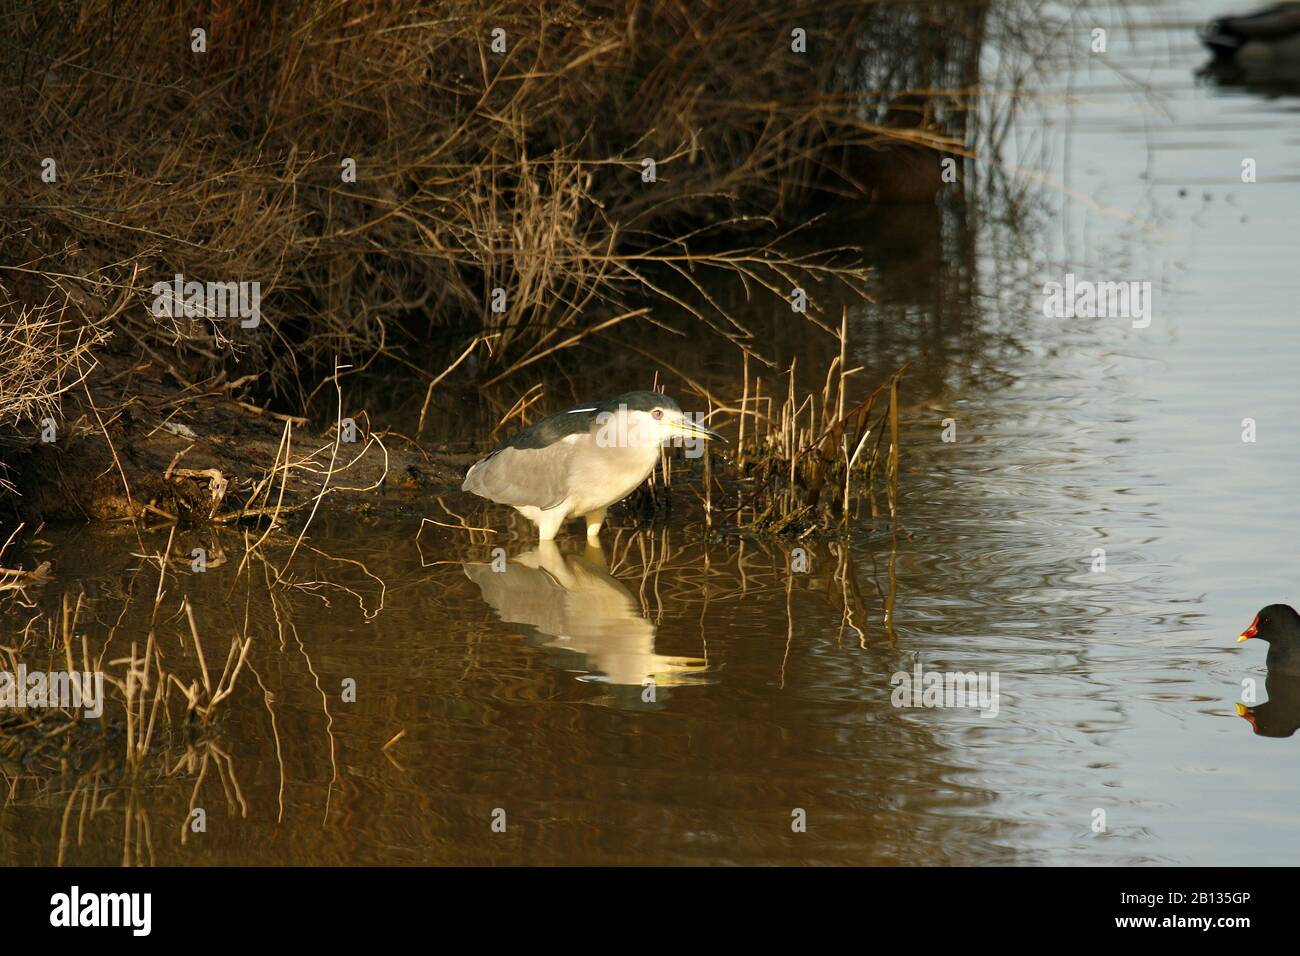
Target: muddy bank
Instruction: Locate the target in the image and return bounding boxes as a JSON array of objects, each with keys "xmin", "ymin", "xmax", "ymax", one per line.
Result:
[{"xmin": 1, "ymin": 355, "xmax": 465, "ymax": 524}]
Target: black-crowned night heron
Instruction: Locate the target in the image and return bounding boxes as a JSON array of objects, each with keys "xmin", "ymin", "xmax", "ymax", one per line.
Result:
[{"xmin": 462, "ymin": 391, "xmax": 722, "ymax": 540}]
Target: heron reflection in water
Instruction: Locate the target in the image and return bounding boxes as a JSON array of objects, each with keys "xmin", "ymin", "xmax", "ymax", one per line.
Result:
[{"xmin": 463, "ymin": 540, "xmax": 709, "ymax": 704}]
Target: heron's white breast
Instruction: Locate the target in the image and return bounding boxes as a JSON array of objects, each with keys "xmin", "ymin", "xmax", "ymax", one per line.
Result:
[{"xmin": 565, "ymin": 437, "xmax": 661, "ymax": 514}]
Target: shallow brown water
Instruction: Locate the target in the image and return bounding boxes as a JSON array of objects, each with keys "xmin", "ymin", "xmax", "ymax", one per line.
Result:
[{"xmin": 3, "ymin": 0, "xmax": 1299, "ymax": 866}]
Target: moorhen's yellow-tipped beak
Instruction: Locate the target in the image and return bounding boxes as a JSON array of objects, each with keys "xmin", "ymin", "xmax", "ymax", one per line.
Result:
[
  {"xmin": 1237, "ymin": 616, "xmax": 1259, "ymax": 643},
  {"xmin": 1235, "ymin": 703, "xmax": 1248, "ymax": 716}
]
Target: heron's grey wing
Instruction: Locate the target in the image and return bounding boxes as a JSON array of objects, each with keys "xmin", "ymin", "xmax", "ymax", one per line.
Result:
[{"xmin": 461, "ymin": 437, "xmax": 579, "ymax": 510}]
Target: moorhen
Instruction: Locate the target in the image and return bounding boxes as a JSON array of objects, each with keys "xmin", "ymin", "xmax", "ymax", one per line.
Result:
[
  {"xmin": 1201, "ymin": 3, "xmax": 1300, "ymax": 76},
  {"xmin": 1236, "ymin": 603, "xmax": 1300, "ymax": 675}
]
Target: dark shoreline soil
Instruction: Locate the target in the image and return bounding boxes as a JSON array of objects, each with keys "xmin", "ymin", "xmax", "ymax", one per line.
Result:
[{"xmin": 1, "ymin": 354, "xmax": 466, "ymax": 525}]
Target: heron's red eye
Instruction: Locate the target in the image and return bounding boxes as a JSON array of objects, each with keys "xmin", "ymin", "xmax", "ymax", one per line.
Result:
[{"xmin": 651, "ymin": 409, "xmax": 663, "ymax": 420}]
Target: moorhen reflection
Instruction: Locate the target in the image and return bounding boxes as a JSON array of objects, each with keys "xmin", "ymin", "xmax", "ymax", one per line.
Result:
[
  {"xmin": 463, "ymin": 541, "xmax": 708, "ymax": 700},
  {"xmin": 1237, "ymin": 674, "xmax": 1300, "ymax": 737}
]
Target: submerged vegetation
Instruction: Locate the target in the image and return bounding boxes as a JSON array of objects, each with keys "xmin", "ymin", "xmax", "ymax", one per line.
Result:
[
  {"xmin": 0, "ymin": 530, "xmax": 250, "ymax": 776},
  {"xmin": 1, "ymin": 515, "xmax": 906, "ymax": 863}
]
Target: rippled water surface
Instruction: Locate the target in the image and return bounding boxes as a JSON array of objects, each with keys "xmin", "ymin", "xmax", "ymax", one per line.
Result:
[{"xmin": 3, "ymin": 0, "xmax": 1298, "ymax": 865}]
